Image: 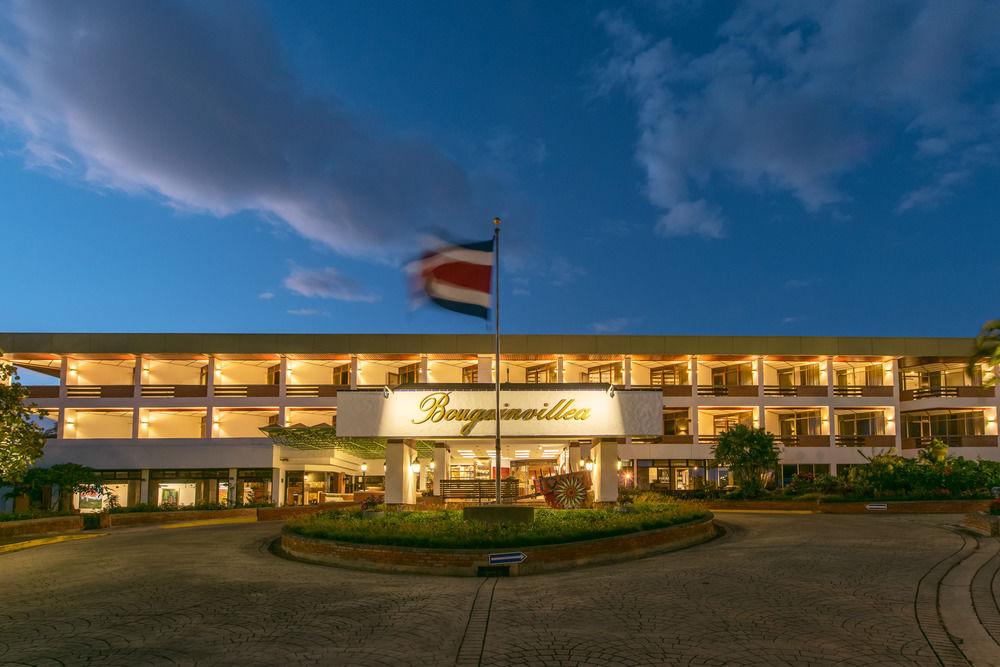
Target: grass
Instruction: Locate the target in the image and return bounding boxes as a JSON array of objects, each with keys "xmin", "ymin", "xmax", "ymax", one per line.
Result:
[{"xmin": 286, "ymin": 497, "xmax": 710, "ymax": 549}]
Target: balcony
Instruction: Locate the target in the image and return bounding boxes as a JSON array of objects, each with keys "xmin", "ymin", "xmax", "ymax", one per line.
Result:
[
  {"xmin": 900, "ymin": 386, "xmax": 994, "ymax": 401},
  {"xmin": 65, "ymin": 385, "xmax": 134, "ymax": 399},
  {"xmin": 213, "ymin": 384, "xmax": 280, "ymax": 398},
  {"xmin": 659, "ymin": 385, "xmax": 693, "ymax": 397},
  {"xmin": 834, "ymin": 435, "xmax": 895, "ymax": 448},
  {"xmin": 902, "ymin": 435, "xmax": 998, "ymax": 449},
  {"xmin": 141, "ymin": 384, "xmax": 208, "ymax": 398},
  {"xmin": 774, "ymin": 435, "xmax": 830, "ymax": 447},
  {"xmin": 697, "ymin": 385, "xmax": 758, "ymax": 397},
  {"xmin": 285, "ymin": 384, "xmax": 345, "ymax": 398},
  {"xmin": 833, "ymin": 385, "xmax": 893, "ymax": 397},
  {"xmin": 25, "ymin": 385, "xmax": 59, "ymax": 398},
  {"xmin": 763, "ymin": 385, "xmax": 827, "ymax": 397}
]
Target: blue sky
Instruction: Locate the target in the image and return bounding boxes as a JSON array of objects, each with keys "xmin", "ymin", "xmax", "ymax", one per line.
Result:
[{"xmin": 1, "ymin": 0, "xmax": 999, "ymax": 337}]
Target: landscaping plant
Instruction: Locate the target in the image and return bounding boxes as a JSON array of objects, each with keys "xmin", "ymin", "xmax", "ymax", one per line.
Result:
[
  {"xmin": 0, "ymin": 354, "xmax": 48, "ymax": 485},
  {"xmin": 711, "ymin": 424, "xmax": 780, "ymax": 497}
]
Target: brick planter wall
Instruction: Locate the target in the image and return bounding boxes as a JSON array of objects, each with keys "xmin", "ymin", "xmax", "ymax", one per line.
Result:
[
  {"xmin": 0, "ymin": 515, "xmax": 84, "ymax": 539},
  {"xmin": 279, "ymin": 516, "xmax": 717, "ymax": 576},
  {"xmin": 108, "ymin": 508, "xmax": 257, "ymax": 527},
  {"xmin": 704, "ymin": 500, "xmax": 992, "ymax": 514},
  {"xmin": 257, "ymin": 503, "xmax": 356, "ymax": 522},
  {"xmin": 964, "ymin": 512, "xmax": 1000, "ymax": 536}
]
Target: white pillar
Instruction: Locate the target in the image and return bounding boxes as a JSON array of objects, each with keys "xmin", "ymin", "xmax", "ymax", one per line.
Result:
[
  {"xmin": 592, "ymin": 439, "xmax": 619, "ymax": 503},
  {"xmin": 385, "ymin": 439, "xmax": 417, "ymax": 505},
  {"xmin": 206, "ymin": 356, "xmax": 216, "ymax": 397},
  {"xmin": 477, "ymin": 355, "xmax": 492, "ymax": 383},
  {"xmin": 556, "ymin": 356, "xmax": 565, "ymax": 383},
  {"xmin": 433, "ymin": 445, "xmax": 450, "ymax": 496},
  {"xmin": 56, "ymin": 407, "xmax": 66, "ymax": 439},
  {"xmin": 419, "ymin": 355, "xmax": 428, "ymax": 383},
  {"xmin": 350, "ymin": 355, "xmax": 359, "ymax": 389},
  {"xmin": 689, "ymin": 356, "xmax": 698, "ymax": 397},
  {"xmin": 756, "ymin": 357, "xmax": 764, "ymax": 398},
  {"xmin": 689, "ymin": 407, "xmax": 699, "ymax": 444},
  {"xmin": 140, "ymin": 469, "xmax": 150, "ymax": 505},
  {"xmin": 59, "ymin": 355, "xmax": 68, "ymax": 399},
  {"xmin": 279, "ymin": 356, "xmax": 288, "ymax": 397},
  {"xmin": 825, "ymin": 356, "xmax": 834, "ymax": 399},
  {"xmin": 624, "ymin": 356, "xmax": 632, "ymax": 389},
  {"xmin": 228, "ymin": 467, "xmax": 238, "ymax": 507},
  {"xmin": 133, "ymin": 354, "xmax": 143, "ymax": 399},
  {"xmin": 567, "ymin": 442, "xmax": 581, "ymax": 473},
  {"xmin": 272, "ymin": 467, "xmax": 284, "ymax": 507}
]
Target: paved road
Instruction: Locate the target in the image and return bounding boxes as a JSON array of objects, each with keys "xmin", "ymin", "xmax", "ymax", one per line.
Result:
[{"xmin": 1, "ymin": 514, "xmax": 998, "ymax": 666}]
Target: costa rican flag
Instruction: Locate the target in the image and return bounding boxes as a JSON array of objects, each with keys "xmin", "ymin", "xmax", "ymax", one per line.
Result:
[{"xmin": 410, "ymin": 235, "xmax": 495, "ymax": 319}]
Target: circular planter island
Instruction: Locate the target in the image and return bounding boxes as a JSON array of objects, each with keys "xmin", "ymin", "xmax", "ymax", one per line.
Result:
[{"xmin": 278, "ymin": 501, "xmax": 717, "ymax": 576}]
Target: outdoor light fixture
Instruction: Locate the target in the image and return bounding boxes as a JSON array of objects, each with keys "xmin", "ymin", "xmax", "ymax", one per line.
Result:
[
  {"xmin": 409, "ymin": 458, "xmax": 421, "ymax": 474},
  {"xmin": 360, "ymin": 462, "xmax": 368, "ymax": 473},
  {"xmin": 606, "ymin": 384, "xmax": 616, "ymax": 398},
  {"xmin": 584, "ymin": 458, "xmax": 595, "ymax": 472},
  {"xmin": 383, "ymin": 385, "xmax": 392, "ymax": 399},
  {"xmin": 429, "ymin": 461, "xmax": 436, "ymax": 471},
  {"xmin": 616, "ymin": 458, "xmax": 622, "ymax": 471}
]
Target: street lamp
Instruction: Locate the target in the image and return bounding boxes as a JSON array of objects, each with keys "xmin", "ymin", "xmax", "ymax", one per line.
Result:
[
  {"xmin": 409, "ymin": 457, "xmax": 421, "ymax": 474},
  {"xmin": 360, "ymin": 462, "xmax": 367, "ymax": 491},
  {"xmin": 584, "ymin": 458, "xmax": 595, "ymax": 472}
]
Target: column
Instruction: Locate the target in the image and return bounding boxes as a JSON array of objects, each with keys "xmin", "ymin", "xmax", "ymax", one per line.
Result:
[
  {"xmin": 592, "ymin": 439, "xmax": 619, "ymax": 503},
  {"xmin": 419, "ymin": 355, "xmax": 428, "ymax": 383},
  {"xmin": 206, "ymin": 356, "xmax": 216, "ymax": 397},
  {"xmin": 891, "ymin": 359, "xmax": 901, "ymax": 451},
  {"xmin": 205, "ymin": 406, "xmax": 215, "ymax": 438},
  {"xmin": 417, "ymin": 463, "xmax": 428, "ymax": 493},
  {"xmin": 689, "ymin": 356, "xmax": 698, "ymax": 397},
  {"xmin": 756, "ymin": 357, "xmax": 764, "ymax": 398},
  {"xmin": 385, "ymin": 439, "xmax": 417, "ymax": 505},
  {"xmin": 567, "ymin": 441, "xmax": 581, "ymax": 473},
  {"xmin": 228, "ymin": 467, "xmax": 238, "ymax": 507},
  {"xmin": 624, "ymin": 356, "xmax": 632, "ymax": 389},
  {"xmin": 56, "ymin": 407, "xmax": 66, "ymax": 440},
  {"xmin": 433, "ymin": 444, "xmax": 450, "ymax": 496},
  {"xmin": 556, "ymin": 356, "xmax": 564, "ymax": 383},
  {"xmin": 825, "ymin": 356, "xmax": 834, "ymax": 399},
  {"xmin": 59, "ymin": 355, "xmax": 68, "ymax": 399},
  {"xmin": 350, "ymin": 354, "xmax": 359, "ymax": 389},
  {"xmin": 827, "ymin": 407, "xmax": 836, "ymax": 448},
  {"xmin": 140, "ymin": 469, "xmax": 151, "ymax": 505},
  {"xmin": 477, "ymin": 355, "xmax": 492, "ymax": 383},
  {"xmin": 133, "ymin": 354, "xmax": 143, "ymax": 398},
  {"xmin": 689, "ymin": 407, "xmax": 699, "ymax": 444},
  {"xmin": 272, "ymin": 467, "xmax": 284, "ymax": 507},
  {"xmin": 279, "ymin": 356, "xmax": 288, "ymax": 397}
]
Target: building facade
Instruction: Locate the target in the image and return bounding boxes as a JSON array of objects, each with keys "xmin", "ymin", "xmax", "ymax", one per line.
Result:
[{"xmin": 2, "ymin": 332, "xmax": 995, "ymax": 511}]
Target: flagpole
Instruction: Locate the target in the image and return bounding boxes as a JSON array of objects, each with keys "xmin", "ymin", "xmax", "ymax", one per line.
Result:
[{"xmin": 493, "ymin": 216, "xmax": 502, "ymax": 504}]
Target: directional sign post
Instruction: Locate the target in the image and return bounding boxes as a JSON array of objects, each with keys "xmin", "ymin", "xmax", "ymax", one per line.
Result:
[
  {"xmin": 488, "ymin": 552, "xmax": 526, "ymax": 566},
  {"xmin": 865, "ymin": 503, "xmax": 888, "ymax": 511}
]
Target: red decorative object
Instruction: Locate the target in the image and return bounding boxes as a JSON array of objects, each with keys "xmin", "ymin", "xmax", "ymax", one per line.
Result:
[{"xmin": 538, "ymin": 471, "xmax": 592, "ymax": 509}]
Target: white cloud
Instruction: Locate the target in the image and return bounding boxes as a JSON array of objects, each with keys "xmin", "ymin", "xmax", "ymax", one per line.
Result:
[
  {"xmin": 258, "ymin": 292, "xmax": 275, "ymax": 300},
  {"xmin": 286, "ymin": 308, "xmax": 326, "ymax": 317},
  {"xmin": 283, "ymin": 265, "xmax": 379, "ymax": 302},
  {"xmin": 596, "ymin": 3, "xmax": 1000, "ymax": 235}
]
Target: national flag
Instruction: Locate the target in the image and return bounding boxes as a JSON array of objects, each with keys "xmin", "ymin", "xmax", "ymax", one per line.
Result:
[{"xmin": 410, "ymin": 235, "xmax": 495, "ymax": 319}]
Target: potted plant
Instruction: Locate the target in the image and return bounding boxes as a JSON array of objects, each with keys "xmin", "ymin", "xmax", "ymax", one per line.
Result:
[{"xmin": 360, "ymin": 495, "xmax": 384, "ymax": 519}]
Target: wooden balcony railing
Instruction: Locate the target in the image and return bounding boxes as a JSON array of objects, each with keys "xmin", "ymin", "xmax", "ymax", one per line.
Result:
[
  {"xmin": 213, "ymin": 384, "xmax": 280, "ymax": 398},
  {"xmin": 65, "ymin": 385, "xmax": 134, "ymax": 398},
  {"xmin": 285, "ymin": 384, "xmax": 345, "ymax": 398},
  {"xmin": 900, "ymin": 386, "xmax": 995, "ymax": 401},
  {"xmin": 25, "ymin": 385, "xmax": 59, "ymax": 398},
  {"xmin": 834, "ymin": 435, "xmax": 895, "ymax": 448},
  {"xmin": 697, "ymin": 385, "xmax": 758, "ymax": 397},
  {"xmin": 902, "ymin": 435, "xmax": 998, "ymax": 449},
  {"xmin": 762, "ymin": 385, "xmax": 828, "ymax": 397},
  {"xmin": 141, "ymin": 384, "xmax": 207, "ymax": 398},
  {"xmin": 833, "ymin": 385, "xmax": 894, "ymax": 397},
  {"xmin": 774, "ymin": 435, "xmax": 830, "ymax": 447}
]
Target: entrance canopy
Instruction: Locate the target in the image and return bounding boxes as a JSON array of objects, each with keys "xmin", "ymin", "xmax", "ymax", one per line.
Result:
[{"xmin": 259, "ymin": 424, "xmax": 437, "ymax": 459}]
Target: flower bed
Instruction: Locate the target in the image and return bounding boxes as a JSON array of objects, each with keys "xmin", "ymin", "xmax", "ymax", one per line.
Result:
[{"xmin": 286, "ymin": 497, "xmax": 709, "ymax": 550}]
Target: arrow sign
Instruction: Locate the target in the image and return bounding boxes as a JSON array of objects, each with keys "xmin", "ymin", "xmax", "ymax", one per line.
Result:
[
  {"xmin": 488, "ymin": 552, "xmax": 526, "ymax": 565},
  {"xmin": 865, "ymin": 503, "xmax": 888, "ymax": 511}
]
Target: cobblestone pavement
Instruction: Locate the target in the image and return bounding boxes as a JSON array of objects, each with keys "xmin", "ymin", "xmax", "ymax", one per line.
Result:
[{"xmin": 1, "ymin": 514, "xmax": 998, "ymax": 666}]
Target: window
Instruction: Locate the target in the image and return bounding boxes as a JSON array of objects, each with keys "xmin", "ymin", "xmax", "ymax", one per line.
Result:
[
  {"xmin": 462, "ymin": 365, "xmax": 478, "ymax": 384},
  {"xmin": 388, "ymin": 363, "xmax": 420, "ymax": 386},
  {"xmin": 651, "ymin": 364, "xmax": 689, "ymax": 386},
  {"xmin": 777, "ymin": 364, "xmax": 820, "ymax": 386},
  {"xmin": 902, "ymin": 411, "xmax": 986, "ymax": 438},
  {"xmin": 663, "ymin": 410, "xmax": 690, "ymax": 435},
  {"xmin": 778, "ymin": 410, "xmax": 821, "ymax": 437},
  {"xmin": 331, "ymin": 364, "xmax": 350, "ymax": 385},
  {"xmin": 267, "ymin": 364, "xmax": 281, "ymax": 385},
  {"xmin": 583, "ymin": 363, "xmax": 622, "ymax": 384},
  {"xmin": 835, "ymin": 364, "xmax": 885, "ymax": 386},
  {"xmin": 900, "ymin": 366, "xmax": 981, "ymax": 391},
  {"xmin": 526, "ymin": 363, "xmax": 557, "ymax": 384},
  {"xmin": 837, "ymin": 411, "xmax": 885, "ymax": 437},
  {"xmin": 712, "ymin": 412, "xmax": 753, "ymax": 434},
  {"xmin": 711, "ymin": 363, "xmax": 753, "ymax": 386}
]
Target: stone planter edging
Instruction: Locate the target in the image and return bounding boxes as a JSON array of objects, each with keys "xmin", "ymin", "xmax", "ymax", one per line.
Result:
[
  {"xmin": 963, "ymin": 512, "xmax": 1000, "ymax": 536},
  {"xmin": 279, "ymin": 516, "xmax": 717, "ymax": 576},
  {"xmin": 705, "ymin": 499, "xmax": 992, "ymax": 514},
  {"xmin": 257, "ymin": 503, "xmax": 356, "ymax": 522},
  {"xmin": 0, "ymin": 515, "xmax": 84, "ymax": 539},
  {"xmin": 108, "ymin": 508, "xmax": 257, "ymax": 527}
]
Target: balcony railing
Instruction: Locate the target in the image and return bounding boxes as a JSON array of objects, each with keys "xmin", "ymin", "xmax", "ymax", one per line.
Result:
[
  {"xmin": 900, "ymin": 386, "xmax": 995, "ymax": 401},
  {"xmin": 25, "ymin": 385, "xmax": 59, "ymax": 398},
  {"xmin": 213, "ymin": 384, "xmax": 280, "ymax": 398},
  {"xmin": 834, "ymin": 435, "xmax": 895, "ymax": 448},
  {"xmin": 697, "ymin": 385, "xmax": 758, "ymax": 397},
  {"xmin": 65, "ymin": 385, "xmax": 134, "ymax": 398},
  {"xmin": 774, "ymin": 435, "xmax": 830, "ymax": 447},
  {"xmin": 833, "ymin": 385, "xmax": 893, "ymax": 397},
  {"xmin": 285, "ymin": 384, "xmax": 345, "ymax": 398},
  {"xmin": 141, "ymin": 384, "xmax": 207, "ymax": 398},
  {"xmin": 762, "ymin": 385, "xmax": 828, "ymax": 397},
  {"xmin": 902, "ymin": 435, "xmax": 998, "ymax": 449}
]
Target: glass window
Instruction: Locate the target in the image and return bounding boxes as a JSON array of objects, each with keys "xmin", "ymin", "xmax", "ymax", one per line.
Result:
[
  {"xmin": 663, "ymin": 410, "xmax": 690, "ymax": 435},
  {"xmin": 651, "ymin": 364, "xmax": 689, "ymax": 386},
  {"xmin": 712, "ymin": 411, "xmax": 753, "ymax": 434},
  {"xmin": 526, "ymin": 363, "xmax": 557, "ymax": 383},
  {"xmin": 462, "ymin": 365, "xmax": 478, "ymax": 384},
  {"xmin": 836, "ymin": 364, "xmax": 884, "ymax": 386},
  {"xmin": 712, "ymin": 363, "xmax": 753, "ymax": 386},
  {"xmin": 584, "ymin": 363, "xmax": 622, "ymax": 384},
  {"xmin": 837, "ymin": 411, "xmax": 885, "ymax": 436},
  {"xmin": 902, "ymin": 411, "xmax": 986, "ymax": 438},
  {"xmin": 778, "ymin": 410, "xmax": 821, "ymax": 436},
  {"xmin": 331, "ymin": 364, "xmax": 350, "ymax": 385}
]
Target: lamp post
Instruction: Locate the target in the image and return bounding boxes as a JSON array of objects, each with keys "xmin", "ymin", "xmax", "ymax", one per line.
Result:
[{"xmin": 360, "ymin": 462, "xmax": 367, "ymax": 492}]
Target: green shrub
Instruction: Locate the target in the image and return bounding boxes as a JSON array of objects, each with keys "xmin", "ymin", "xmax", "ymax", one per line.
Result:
[
  {"xmin": 287, "ymin": 498, "xmax": 709, "ymax": 549},
  {"xmin": 82, "ymin": 513, "xmax": 103, "ymax": 530},
  {"xmin": 0, "ymin": 510, "xmax": 74, "ymax": 522}
]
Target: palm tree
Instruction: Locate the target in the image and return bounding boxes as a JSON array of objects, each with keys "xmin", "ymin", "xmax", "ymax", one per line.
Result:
[{"xmin": 969, "ymin": 320, "xmax": 1000, "ymax": 384}]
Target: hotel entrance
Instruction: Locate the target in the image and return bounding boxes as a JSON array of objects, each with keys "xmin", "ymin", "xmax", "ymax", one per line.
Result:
[{"xmin": 509, "ymin": 459, "xmax": 559, "ymax": 496}]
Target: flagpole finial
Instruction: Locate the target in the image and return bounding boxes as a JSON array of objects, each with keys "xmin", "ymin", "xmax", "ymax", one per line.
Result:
[{"xmin": 493, "ymin": 217, "xmax": 501, "ymax": 226}]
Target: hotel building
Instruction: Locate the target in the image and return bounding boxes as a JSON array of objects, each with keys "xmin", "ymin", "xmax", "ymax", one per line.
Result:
[{"xmin": 2, "ymin": 332, "xmax": 995, "ymax": 511}]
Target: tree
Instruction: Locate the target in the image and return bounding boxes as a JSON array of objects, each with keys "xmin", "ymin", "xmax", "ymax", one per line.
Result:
[
  {"xmin": 712, "ymin": 424, "xmax": 780, "ymax": 497},
  {"xmin": 0, "ymin": 354, "xmax": 48, "ymax": 484},
  {"xmin": 969, "ymin": 320, "xmax": 1000, "ymax": 383},
  {"xmin": 45, "ymin": 463, "xmax": 108, "ymax": 512}
]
